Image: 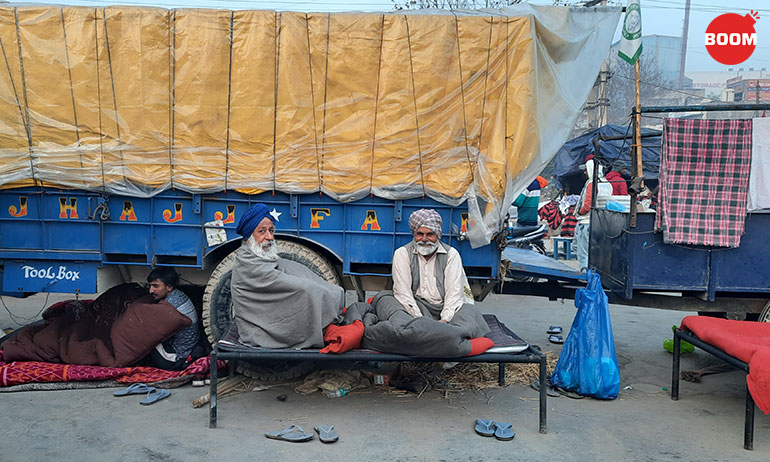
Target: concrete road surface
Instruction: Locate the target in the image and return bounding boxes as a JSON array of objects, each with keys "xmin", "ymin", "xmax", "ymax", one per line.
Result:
[{"xmin": 1, "ymin": 291, "xmax": 768, "ymax": 461}]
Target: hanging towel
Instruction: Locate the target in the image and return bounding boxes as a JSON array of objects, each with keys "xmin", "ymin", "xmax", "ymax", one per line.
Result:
[
  {"xmin": 748, "ymin": 117, "xmax": 770, "ymax": 211},
  {"xmin": 656, "ymin": 118, "xmax": 752, "ymax": 248}
]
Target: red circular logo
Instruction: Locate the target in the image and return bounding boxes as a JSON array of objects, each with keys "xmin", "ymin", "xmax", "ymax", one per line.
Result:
[{"xmin": 705, "ymin": 11, "xmax": 759, "ymax": 65}]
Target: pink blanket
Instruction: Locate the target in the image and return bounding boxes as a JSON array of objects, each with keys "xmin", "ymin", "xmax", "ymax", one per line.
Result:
[{"xmin": 681, "ymin": 315, "xmax": 770, "ymax": 414}]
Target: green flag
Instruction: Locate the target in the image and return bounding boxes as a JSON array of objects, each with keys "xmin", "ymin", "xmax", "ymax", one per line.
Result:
[{"xmin": 618, "ymin": 0, "xmax": 642, "ymax": 64}]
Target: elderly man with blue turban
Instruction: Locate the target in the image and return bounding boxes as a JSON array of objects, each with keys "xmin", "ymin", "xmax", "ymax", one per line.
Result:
[{"xmin": 230, "ymin": 204, "xmax": 344, "ymax": 349}]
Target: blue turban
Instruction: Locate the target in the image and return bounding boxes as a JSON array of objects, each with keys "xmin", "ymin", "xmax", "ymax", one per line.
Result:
[{"xmin": 236, "ymin": 203, "xmax": 272, "ymax": 239}]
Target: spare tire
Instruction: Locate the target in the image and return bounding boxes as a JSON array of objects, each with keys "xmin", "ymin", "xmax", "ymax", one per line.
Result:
[{"xmin": 202, "ymin": 239, "xmax": 340, "ymax": 381}]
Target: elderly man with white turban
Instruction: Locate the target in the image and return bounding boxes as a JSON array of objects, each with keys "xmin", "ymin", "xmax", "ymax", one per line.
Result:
[
  {"xmin": 391, "ymin": 208, "xmax": 476, "ymax": 323},
  {"xmin": 353, "ymin": 208, "xmax": 490, "ymax": 357}
]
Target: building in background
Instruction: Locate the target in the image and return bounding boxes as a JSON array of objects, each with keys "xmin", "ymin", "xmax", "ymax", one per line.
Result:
[{"xmin": 686, "ymin": 69, "xmax": 770, "ymax": 102}]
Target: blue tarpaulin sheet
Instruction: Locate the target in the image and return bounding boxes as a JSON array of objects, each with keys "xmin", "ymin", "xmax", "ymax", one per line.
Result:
[{"xmin": 553, "ymin": 124, "xmax": 661, "ymax": 189}]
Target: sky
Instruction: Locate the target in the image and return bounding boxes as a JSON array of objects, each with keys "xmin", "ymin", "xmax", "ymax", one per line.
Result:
[{"xmin": 7, "ymin": 0, "xmax": 769, "ymax": 72}]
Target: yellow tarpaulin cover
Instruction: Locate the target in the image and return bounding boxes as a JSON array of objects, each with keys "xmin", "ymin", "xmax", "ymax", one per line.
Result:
[{"xmin": 0, "ymin": 4, "xmax": 620, "ymax": 246}]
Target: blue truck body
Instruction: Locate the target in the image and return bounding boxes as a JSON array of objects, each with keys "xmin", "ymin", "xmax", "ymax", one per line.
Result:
[
  {"xmin": 590, "ymin": 209, "xmax": 770, "ymax": 314},
  {"xmin": 0, "ymin": 187, "xmax": 500, "ymax": 296}
]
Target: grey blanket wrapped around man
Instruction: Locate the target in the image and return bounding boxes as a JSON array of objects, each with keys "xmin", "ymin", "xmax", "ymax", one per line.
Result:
[
  {"xmin": 231, "ymin": 247, "xmax": 344, "ymax": 349},
  {"xmin": 231, "ymin": 244, "xmax": 488, "ymax": 356},
  {"xmin": 346, "ymin": 291, "xmax": 490, "ymax": 357}
]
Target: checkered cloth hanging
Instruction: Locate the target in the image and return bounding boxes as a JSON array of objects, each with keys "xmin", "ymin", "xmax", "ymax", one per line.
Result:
[{"xmin": 655, "ymin": 118, "xmax": 752, "ymax": 248}]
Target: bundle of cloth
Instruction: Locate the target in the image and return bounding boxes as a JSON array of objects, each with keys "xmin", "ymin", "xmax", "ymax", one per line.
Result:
[{"xmin": 1, "ymin": 283, "xmax": 193, "ymax": 368}]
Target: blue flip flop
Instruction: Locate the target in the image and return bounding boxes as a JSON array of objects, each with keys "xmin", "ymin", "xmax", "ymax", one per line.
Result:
[
  {"xmin": 474, "ymin": 419, "xmax": 495, "ymax": 437},
  {"xmin": 265, "ymin": 425, "xmax": 314, "ymax": 442},
  {"xmin": 494, "ymin": 422, "xmax": 515, "ymax": 441},
  {"xmin": 140, "ymin": 389, "xmax": 170, "ymax": 405},
  {"xmin": 314, "ymin": 425, "xmax": 339, "ymax": 443},
  {"xmin": 113, "ymin": 383, "xmax": 155, "ymax": 397}
]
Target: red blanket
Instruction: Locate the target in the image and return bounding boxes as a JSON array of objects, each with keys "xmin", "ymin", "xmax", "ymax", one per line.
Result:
[
  {"xmin": 680, "ymin": 316, "xmax": 770, "ymax": 414},
  {"xmin": 0, "ymin": 351, "xmax": 216, "ymax": 387}
]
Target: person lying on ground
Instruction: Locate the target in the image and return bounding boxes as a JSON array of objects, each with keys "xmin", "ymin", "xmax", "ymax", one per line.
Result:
[{"xmin": 230, "ymin": 203, "xmax": 343, "ymax": 349}]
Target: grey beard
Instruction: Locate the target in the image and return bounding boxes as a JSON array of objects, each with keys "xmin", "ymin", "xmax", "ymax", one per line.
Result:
[
  {"xmin": 246, "ymin": 237, "xmax": 279, "ymax": 261},
  {"xmin": 415, "ymin": 240, "xmax": 439, "ymax": 256}
]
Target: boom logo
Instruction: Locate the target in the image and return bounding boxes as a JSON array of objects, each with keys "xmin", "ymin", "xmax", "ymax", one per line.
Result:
[{"xmin": 705, "ymin": 10, "xmax": 759, "ymax": 65}]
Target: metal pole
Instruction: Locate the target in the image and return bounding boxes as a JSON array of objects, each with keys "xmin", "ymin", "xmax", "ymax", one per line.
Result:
[
  {"xmin": 678, "ymin": 0, "xmax": 690, "ymax": 90},
  {"xmin": 630, "ymin": 59, "xmax": 642, "ymax": 228},
  {"xmin": 641, "ymin": 103, "xmax": 770, "ymax": 113}
]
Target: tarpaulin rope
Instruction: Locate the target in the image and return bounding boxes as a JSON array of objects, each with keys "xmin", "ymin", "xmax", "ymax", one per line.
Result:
[
  {"xmin": 224, "ymin": 11, "xmax": 234, "ymax": 192},
  {"xmin": 404, "ymin": 15, "xmax": 425, "ymax": 198},
  {"xmin": 479, "ymin": 15, "xmax": 494, "ymax": 171},
  {"xmin": 368, "ymin": 14, "xmax": 385, "ymax": 197},
  {"xmin": 452, "ymin": 12, "xmax": 476, "ymax": 185},
  {"xmin": 319, "ymin": 13, "xmax": 331, "ymax": 193},
  {"xmin": 102, "ymin": 8, "xmax": 126, "ymax": 183},
  {"xmin": 502, "ymin": 15, "xmax": 509, "ymax": 181},
  {"xmin": 13, "ymin": 7, "xmax": 37, "ymax": 186},
  {"xmin": 168, "ymin": 10, "xmax": 176, "ymax": 190},
  {"xmin": 271, "ymin": 11, "xmax": 281, "ymax": 194},
  {"xmin": 0, "ymin": 32, "xmax": 30, "ymax": 171},
  {"xmin": 305, "ymin": 13, "xmax": 321, "ymax": 192},
  {"xmin": 93, "ymin": 9, "xmax": 106, "ymax": 192},
  {"xmin": 60, "ymin": 8, "xmax": 82, "ymax": 169}
]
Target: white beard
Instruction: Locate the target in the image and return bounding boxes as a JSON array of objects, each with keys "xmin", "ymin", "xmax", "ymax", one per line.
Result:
[
  {"xmin": 246, "ymin": 237, "xmax": 280, "ymax": 261},
  {"xmin": 415, "ymin": 240, "xmax": 439, "ymax": 256}
]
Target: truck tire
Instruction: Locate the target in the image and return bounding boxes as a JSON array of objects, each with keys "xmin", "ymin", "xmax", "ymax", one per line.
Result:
[{"xmin": 202, "ymin": 239, "xmax": 340, "ymax": 381}]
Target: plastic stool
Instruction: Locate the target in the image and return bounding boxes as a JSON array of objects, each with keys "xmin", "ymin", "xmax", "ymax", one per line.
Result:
[{"xmin": 552, "ymin": 237, "xmax": 575, "ymax": 260}]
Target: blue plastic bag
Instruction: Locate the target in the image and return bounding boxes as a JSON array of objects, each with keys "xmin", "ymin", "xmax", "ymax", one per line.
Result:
[{"xmin": 550, "ymin": 270, "xmax": 620, "ymax": 399}]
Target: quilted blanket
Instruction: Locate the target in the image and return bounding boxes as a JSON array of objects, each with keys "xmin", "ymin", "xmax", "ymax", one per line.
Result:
[{"xmin": 0, "ymin": 352, "xmax": 214, "ymax": 387}]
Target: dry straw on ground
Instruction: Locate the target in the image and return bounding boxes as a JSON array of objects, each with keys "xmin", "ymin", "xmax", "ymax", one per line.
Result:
[
  {"xmin": 399, "ymin": 350, "xmax": 559, "ymax": 391},
  {"xmin": 192, "ymin": 351, "xmax": 560, "ymax": 406}
]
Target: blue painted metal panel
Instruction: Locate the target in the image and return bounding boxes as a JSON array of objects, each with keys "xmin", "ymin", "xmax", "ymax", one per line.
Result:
[
  {"xmin": 49, "ymin": 222, "xmax": 100, "ymax": 251},
  {"xmin": 0, "ymin": 192, "xmax": 40, "ymax": 219},
  {"xmin": 593, "ymin": 209, "xmax": 711, "ymax": 298},
  {"xmin": 627, "ymin": 212, "xmax": 709, "ymax": 292},
  {"xmin": 0, "ymin": 187, "xmax": 501, "ymax": 292},
  {"xmin": 710, "ymin": 212, "xmax": 770, "ymax": 295},
  {"xmin": 155, "ymin": 226, "xmax": 200, "ymax": 257},
  {"xmin": 3, "ymin": 260, "xmax": 97, "ymax": 293},
  {"xmin": 103, "ymin": 223, "xmax": 151, "ymax": 255},
  {"xmin": 0, "ymin": 221, "xmax": 43, "ymax": 249}
]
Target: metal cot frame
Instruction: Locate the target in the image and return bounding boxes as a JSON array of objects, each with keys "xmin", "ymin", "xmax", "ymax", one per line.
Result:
[
  {"xmin": 671, "ymin": 328, "xmax": 755, "ymax": 450},
  {"xmin": 208, "ymin": 344, "xmax": 548, "ymax": 434}
]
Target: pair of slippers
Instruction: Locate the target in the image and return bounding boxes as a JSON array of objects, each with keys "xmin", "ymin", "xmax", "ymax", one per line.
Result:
[
  {"xmin": 265, "ymin": 425, "xmax": 339, "ymax": 444},
  {"xmin": 474, "ymin": 419, "xmax": 515, "ymax": 441},
  {"xmin": 547, "ymin": 326, "xmax": 564, "ymax": 344},
  {"xmin": 113, "ymin": 383, "xmax": 171, "ymax": 405}
]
